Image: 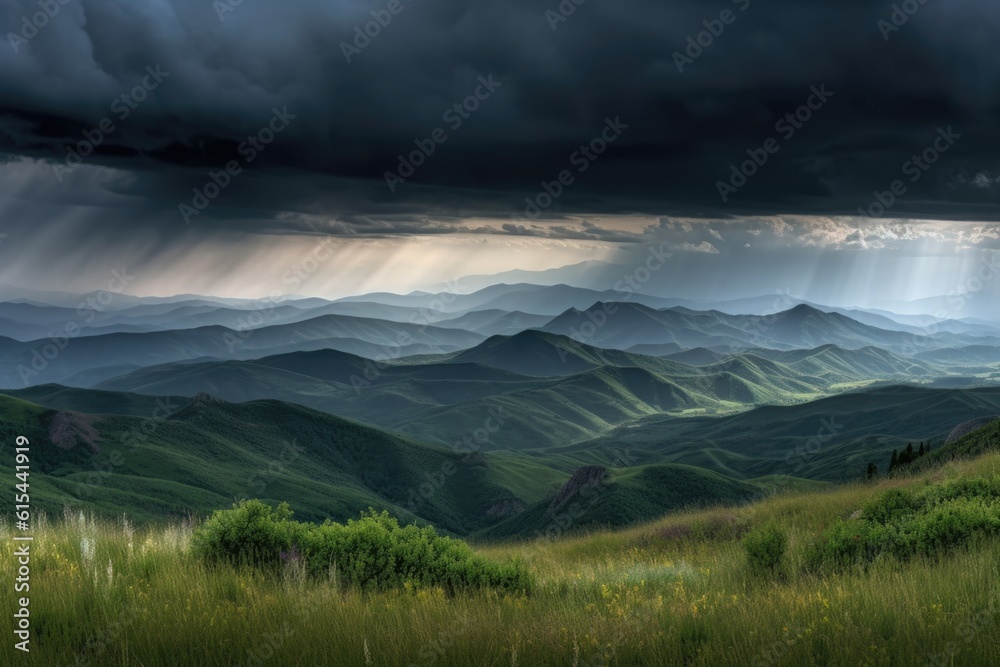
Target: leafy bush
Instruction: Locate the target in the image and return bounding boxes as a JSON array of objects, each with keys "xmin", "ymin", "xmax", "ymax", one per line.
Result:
[
  {"xmin": 192, "ymin": 502, "xmax": 532, "ymax": 595},
  {"xmin": 191, "ymin": 500, "xmax": 303, "ymax": 569},
  {"xmin": 863, "ymin": 488, "xmax": 920, "ymax": 524},
  {"xmin": 743, "ymin": 522, "xmax": 787, "ymax": 576},
  {"xmin": 923, "ymin": 477, "xmax": 1000, "ymax": 504},
  {"xmin": 897, "ymin": 498, "xmax": 1000, "ymax": 557},
  {"xmin": 805, "ymin": 476, "xmax": 1000, "ymax": 571},
  {"xmin": 802, "ymin": 519, "xmax": 900, "ymax": 570}
]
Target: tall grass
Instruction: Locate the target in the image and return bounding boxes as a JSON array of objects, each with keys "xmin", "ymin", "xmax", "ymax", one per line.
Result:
[{"xmin": 3, "ymin": 454, "xmax": 1000, "ymax": 665}]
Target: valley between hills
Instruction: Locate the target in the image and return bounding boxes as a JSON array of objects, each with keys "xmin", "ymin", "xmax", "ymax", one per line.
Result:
[{"xmin": 1, "ymin": 283, "xmax": 998, "ymax": 540}]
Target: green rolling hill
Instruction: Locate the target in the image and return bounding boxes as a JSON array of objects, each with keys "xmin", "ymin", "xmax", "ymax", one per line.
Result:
[
  {"xmin": 3, "ymin": 382, "xmax": 998, "ymax": 540},
  {"xmin": 0, "ymin": 393, "xmax": 534, "ymax": 534},
  {"xmin": 564, "ymin": 385, "xmax": 1000, "ymax": 482},
  {"xmin": 477, "ymin": 463, "xmax": 764, "ymax": 540}
]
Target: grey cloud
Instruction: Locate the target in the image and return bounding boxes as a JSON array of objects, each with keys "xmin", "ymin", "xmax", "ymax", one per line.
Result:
[{"xmin": 0, "ymin": 0, "xmax": 998, "ymax": 232}]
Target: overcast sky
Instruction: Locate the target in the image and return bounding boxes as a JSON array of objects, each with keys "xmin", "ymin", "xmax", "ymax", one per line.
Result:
[{"xmin": 0, "ymin": 0, "xmax": 998, "ymax": 303}]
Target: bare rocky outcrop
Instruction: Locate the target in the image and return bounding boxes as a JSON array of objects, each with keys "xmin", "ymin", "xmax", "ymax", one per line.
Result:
[
  {"xmin": 192, "ymin": 392, "xmax": 228, "ymax": 406},
  {"xmin": 485, "ymin": 499, "xmax": 526, "ymax": 517},
  {"xmin": 547, "ymin": 465, "xmax": 610, "ymax": 515},
  {"xmin": 946, "ymin": 417, "xmax": 999, "ymax": 445},
  {"xmin": 168, "ymin": 393, "xmax": 229, "ymax": 419}
]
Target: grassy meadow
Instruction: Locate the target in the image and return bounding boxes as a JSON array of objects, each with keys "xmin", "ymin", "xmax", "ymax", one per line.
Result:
[{"xmin": 5, "ymin": 453, "xmax": 1000, "ymax": 666}]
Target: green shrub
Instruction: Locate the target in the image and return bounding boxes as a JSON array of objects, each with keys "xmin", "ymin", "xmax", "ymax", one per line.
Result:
[
  {"xmin": 862, "ymin": 488, "xmax": 920, "ymax": 524},
  {"xmin": 923, "ymin": 477, "xmax": 1000, "ymax": 504},
  {"xmin": 896, "ymin": 498, "xmax": 1000, "ymax": 557},
  {"xmin": 191, "ymin": 500, "xmax": 303, "ymax": 569},
  {"xmin": 743, "ymin": 522, "xmax": 787, "ymax": 576},
  {"xmin": 192, "ymin": 503, "xmax": 532, "ymax": 595},
  {"xmin": 805, "ymin": 475, "xmax": 1000, "ymax": 572},
  {"xmin": 803, "ymin": 519, "xmax": 899, "ymax": 571}
]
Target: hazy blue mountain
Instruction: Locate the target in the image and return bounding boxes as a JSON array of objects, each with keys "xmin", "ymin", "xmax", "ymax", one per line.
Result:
[
  {"xmin": 625, "ymin": 342, "xmax": 685, "ymax": 357},
  {"xmin": 434, "ymin": 310, "xmax": 553, "ymax": 335},
  {"xmin": 332, "ymin": 283, "xmax": 677, "ymax": 315},
  {"xmin": 869, "ymin": 294, "xmax": 1000, "ymax": 323},
  {"xmin": 662, "ymin": 348, "xmax": 729, "ymax": 365},
  {"xmin": 542, "ymin": 302, "xmax": 759, "ymax": 350},
  {"xmin": 437, "ymin": 329, "xmax": 691, "ymax": 377},
  {"xmin": 0, "ymin": 298, "xmax": 458, "ymax": 341},
  {"xmin": 90, "ymin": 329, "xmax": 965, "ymax": 452},
  {"xmin": 913, "ymin": 345, "xmax": 1000, "ymax": 366},
  {"xmin": 0, "ymin": 314, "xmax": 485, "ymax": 387},
  {"xmin": 425, "ymin": 260, "xmax": 625, "ymax": 292},
  {"xmin": 540, "ymin": 302, "xmax": 951, "ymax": 352}
]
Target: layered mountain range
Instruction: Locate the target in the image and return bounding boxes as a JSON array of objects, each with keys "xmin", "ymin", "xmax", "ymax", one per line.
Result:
[{"xmin": 1, "ymin": 280, "xmax": 998, "ymax": 537}]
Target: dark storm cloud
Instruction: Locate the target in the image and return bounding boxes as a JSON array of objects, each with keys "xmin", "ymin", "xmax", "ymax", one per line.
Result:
[{"xmin": 2, "ymin": 0, "xmax": 1000, "ymax": 229}]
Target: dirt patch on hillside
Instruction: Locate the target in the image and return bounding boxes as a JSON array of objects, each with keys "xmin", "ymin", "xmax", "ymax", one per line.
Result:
[{"xmin": 48, "ymin": 411, "xmax": 101, "ymax": 453}]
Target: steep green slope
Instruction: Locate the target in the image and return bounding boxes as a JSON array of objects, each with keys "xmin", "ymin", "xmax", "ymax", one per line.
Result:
[
  {"xmin": 390, "ymin": 365, "xmax": 718, "ymax": 450},
  {"xmin": 0, "ymin": 393, "xmax": 528, "ymax": 534},
  {"xmin": 758, "ymin": 344, "xmax": 938, "ymax": 380},
  {"xmin": 478, "ymin": 463, "xmax": 762, "ymax": 540},
  {"xmin": 561, "ymin": 385, "xmax": 1000, "ymax": 483},
  {"xmin": 74, "ymin": 333, "xmax": 976, "ymax": 453},
  {"xmin": 436, "ymin": 329, "xmax": 694, "ymax": 377},
  {"xmin": 907, "ymin": 416, "xmax": 1000, "ymax": 472},
  {"xmin": 4, "ymin": 384, "xmax": 194, "ymax": 416}
]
